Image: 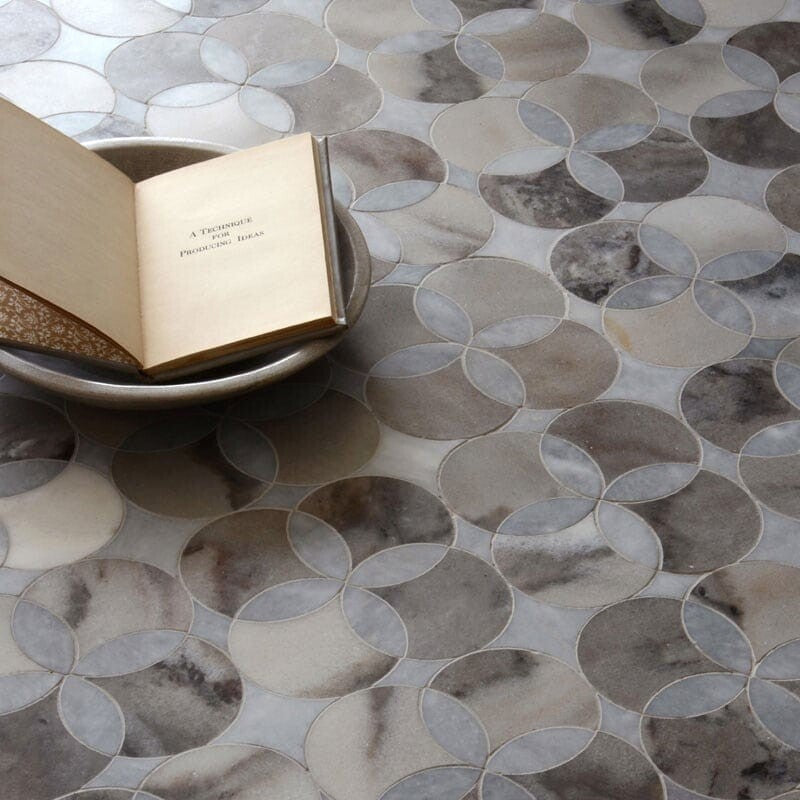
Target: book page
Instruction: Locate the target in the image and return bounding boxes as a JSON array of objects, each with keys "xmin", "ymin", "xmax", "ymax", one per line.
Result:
[
  {"xmin": 0, "ymin": 100, "xmax": 143, "ymax": 359},
  {"xmin": 134, "ymin": 134, "xmax": 334, "ymax": 370}
]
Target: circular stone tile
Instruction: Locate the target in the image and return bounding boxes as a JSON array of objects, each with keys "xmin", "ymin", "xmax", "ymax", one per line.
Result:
[
  {"xmin": 21, "ymin": 558, "xmax": 192, "ymax": 665},
  {"xmin": 0, "ymin": 0, "xmax": 59, "ymax": 65},
  {"xmin": 180, "ymin": 509, "xmax": 319, "ymax": 617},
  {"xmin": 0, "ymin": 689, "xmax": 111, "ymax": 800},
  {"xmin": 112, "ymin": 427, "xmax": 267, "ymax": 518},
  {"xmin": 480, "ymin": 158, "xmax": 617, "ymax": 229},
  {"xmin": 367, "ymin": 358, "xmax": 516, "ymax": 440},
  {"xmin": 229, "ymin": 595, "xmax": 397, "ymax": 698},
  {"xmin": 493, "ymin": 514, "xmax": 655, "ymax": 607},
  {"xmin": 577, "ymin": 597, "xmax": 723, "ymax": 711},
  {"xmin": 0, "ymin": 394, "xmax": 74, "ymax": 465},
  {"xmin": 597, "ymin": 128, "xmax": 708, "ymax": 203},
  {"xmin": 330, "ymin": 129, "xmax": 445, "ymax": 198},
  {"xmin": 547, "ymin": 401, "xmax": 701, "ymax": 486},
  {"xmin": 624, "ymin": 470, "xmax": 761, "ymax": 573},
  {"xmin": 0, "ymin": 61, "xmax": 114, "ymax": 116},
  {"xmin": 141, "ymin": 744, "xmax": 319, "ymax": 800},
  {"xmin": 430, "ymin": 648, "xmax": 598, "ymax": 750},
  {"xmin": 573, "ymin": 0, "xmax": 702, "ymax": 50},
  {"xmin": 767, "ymin": 165, "xmax": 800, "ymax": 232},
  {"xmin": 52, "ymin": 0, "xmax": 182, "ymax": 35},
  {"xmin": 680, "ymin": 359, "xmax": 800, "ymax": 452},
  {"xmin": 105, "ymin": 32, "xmax": 229, "ymax": 104},
  {"xmin": 91, "ymin": 636, "xmax": 242, "ymax": 757},
  {"xmin": 691, "ymin": 562, "xmax": 800, "ymax": 660},
  {"xmin": 550, "ymin": 221, "xmax": 668, "ymax": 305},
  {"xmin": 440, "ymin": 431, "xmax": 577, "ymax": 532},
  {"xmin": 644, "ymin": 694, "xmax": 800, "ymax": 799},
  {"xmin": 306, "ymin": 686, "xmax": 462, "ymax": 800},
  {"xmin": 372, "ymin": 549, "xmax": 512, "ymax": 659},
  {"xmin": 249, "ymin": 390, "xmax": 380, "ymax": 485},
  {"xmin": 0, "ymin": 464, "xmax": 123, "ymax": 570},
  {"xmin": 298, "ymin": 476, "xmax": 454, "ymax": 566},
  {"xmin": 508, "ymin": 732, "xmax": 664, "ymax": 800}
]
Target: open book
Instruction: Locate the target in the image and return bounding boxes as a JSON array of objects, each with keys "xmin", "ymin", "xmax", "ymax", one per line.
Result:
[{"xmin": 0, "ymin": 100, "xmax": 345, "ymax": 380}]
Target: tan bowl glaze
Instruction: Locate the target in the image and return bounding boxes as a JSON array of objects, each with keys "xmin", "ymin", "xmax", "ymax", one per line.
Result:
[{"xmin": 0, "ymin": 137, "xmax": 371, "ymax": 409}]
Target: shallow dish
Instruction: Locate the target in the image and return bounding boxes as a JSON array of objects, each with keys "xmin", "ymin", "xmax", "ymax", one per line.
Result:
[{"xmin": 0, "ymin": 137, "xmax": 370, "ymax": 409}]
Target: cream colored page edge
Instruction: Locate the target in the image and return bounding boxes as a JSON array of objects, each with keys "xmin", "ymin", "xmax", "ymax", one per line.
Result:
[
  {"xmin": 0, "ymin": 100, "xmax": 144, "ymax": 358},
  {"xmin": 133, "ymin": 134, "xmax": 335, "ymax": 370}
]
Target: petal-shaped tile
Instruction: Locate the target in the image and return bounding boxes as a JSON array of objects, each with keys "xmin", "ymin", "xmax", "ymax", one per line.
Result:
[
  {"xmin": 578, "ymin": 597, "xmax": 722, "ymax": 711},
  {"xmin": 299, "ymin": 476, "xmax": 454, "ymax": 566},
  {"xmin": 229, "ymin": 597, "xmax": 396, "ymax": 698},
  {"xmin": 643, "ymin": 694, "xmax": 800, "ymax": 799},
  {"xmin": 547, "ymin": 401, "xmax": 701, "ymax": 485},
  {"xmin": 180, "ymin": 509, "xmax": 317, "ymax": 617},
  {"xmin": 0, "ymin": 595, "xmax": 42, "ymax": 675},
  {"xmin": 691, "ymin": 562, "xmax": 800, "ymax": 659},
  {"xmin": 91, "ymin": 636, "xmax": 242, "ymax": 757},
  {"xmin": 251, "ymin": 390, "xmax": 379, "ymax": 484},
  {"xmin": 0, "ymin": 464, "xmax": 123, "ymax": 569},
  {"xmin": 112, "ymin": 431, "xmax": 265, "ymax": 517},
  {"xmin": 625, "ymin": 470, "xmax": 760, "ymax": 573},
  {"xmin": 681, "ymin": 359, "xmax": 800, "ymax": 452},
  {"xmin": 0, "ymin": 689, "xmax": 110, "ymax": 800},
  {"xmin": 440, "ymin": 431, "xmax": 572, "ymax": 531},
  {"xmin": 141, "ymin": 744, "xmax": 319, "ymax": 800},
  {"xmin": 373, "ymin": 549, "xmax": 512, "ymax": 659},
  {"xmin": 22, "ymin": 558, "xmax": 192, "ymax": 659},
  {"xmin": 430, "ymin": 648, "xmax": 598, "ymax": 750}
]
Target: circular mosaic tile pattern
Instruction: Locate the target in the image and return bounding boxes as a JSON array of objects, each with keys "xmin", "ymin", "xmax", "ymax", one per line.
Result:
[{"xmin": 2, "ymin": 0, "xmax": 800, "ymax": 798}]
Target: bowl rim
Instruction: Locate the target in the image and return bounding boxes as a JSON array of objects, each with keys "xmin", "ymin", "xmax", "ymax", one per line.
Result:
[{"xmin": 0, "ymin": 136, "xmax": 371, "ymax": 409}]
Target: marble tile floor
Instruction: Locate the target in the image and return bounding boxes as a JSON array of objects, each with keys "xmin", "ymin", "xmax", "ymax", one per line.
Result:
[{"xmin": 2, "ymin": 0, "xmax": 800, "ymax": 798}]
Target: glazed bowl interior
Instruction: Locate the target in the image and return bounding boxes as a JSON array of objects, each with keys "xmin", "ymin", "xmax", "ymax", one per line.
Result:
[{"xmin": 0, "ymin": 137, "xmax": 370, "ymax": 409}]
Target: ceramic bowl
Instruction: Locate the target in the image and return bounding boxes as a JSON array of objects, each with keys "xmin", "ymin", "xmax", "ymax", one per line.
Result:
[{"xmin": 0, "ymin": 137, "xmax": 370, "ymax": 409}]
